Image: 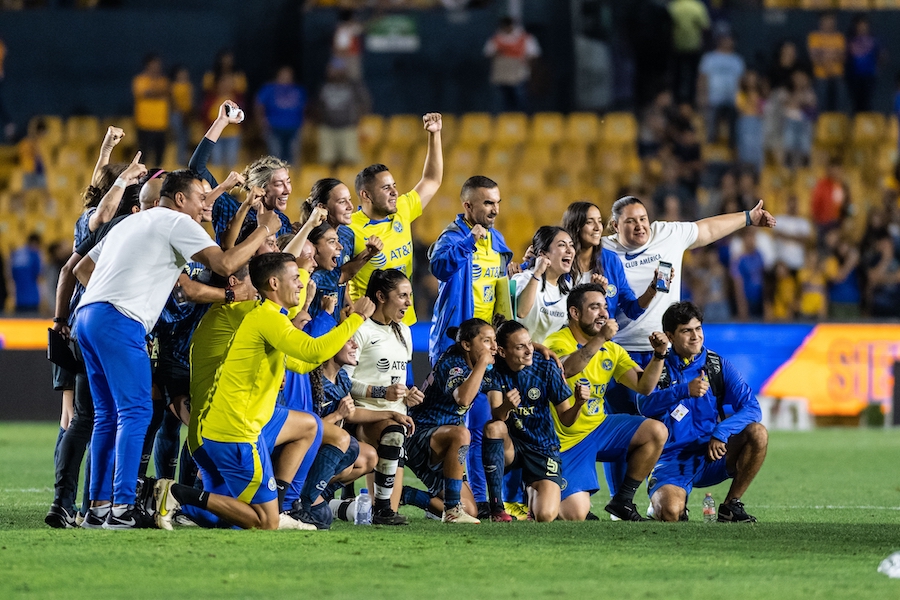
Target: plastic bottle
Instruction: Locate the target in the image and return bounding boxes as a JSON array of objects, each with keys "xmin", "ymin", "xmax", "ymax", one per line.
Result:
[
  {"xmin": 329, "ymin": 498, "xmax": 358, "ymax": 522},
  {"xmin": 702, "ymin": 493, "xmax": 716, "ymax": 523},
  {"xmin": 354, "ymin": 488, "xmax": 372, "ymax": 525}
]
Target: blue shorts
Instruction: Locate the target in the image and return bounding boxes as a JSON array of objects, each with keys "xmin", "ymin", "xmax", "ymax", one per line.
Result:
[
  {"xmin": 647, "ymin": 452, "xmax": 731, "ymax": 499},
  {"xmin": 560, "ymin": 414, "xmax": 644, "ymax": 500},
  {"xmin": 261, "ymin": 404, "xmax": 290, "ymax": 451},
  {"xmin": 193, "ymin": 436, "xmax": 277, "ymax": 505}
]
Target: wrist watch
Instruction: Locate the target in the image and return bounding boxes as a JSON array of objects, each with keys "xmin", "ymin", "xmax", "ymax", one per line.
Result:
[
  {"xmin": 225, "ymin": 289, "xmax": 235, "ymax": 304},
  {"xmin": 653, "ymin": 350, "xmax": 668, "ymax": 360}
]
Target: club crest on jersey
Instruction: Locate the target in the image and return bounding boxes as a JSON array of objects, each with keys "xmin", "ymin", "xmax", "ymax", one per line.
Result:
[
  {"xmin": 449, "ymin": 367, "xmax": 464, "ymax": 376},
  {"xmin": 267, "ymin": 477, "xmax": 277, "ymax": 491},
  {"xmin": 376, "ymin": 358, "xmax": 391, "ymax": 373},
  {"xmin": 528, "ymin": 387, "xmax": 541, "ymax": 400},
  {"xmin": 602, "ymin": 358, "xmax": 613, "ymax": 371},
  {"xmin": 606, "ymin": 284, "xmax": 617, "ymax": 298},
  {"xmin": 371, "ymin": 252, "xmax": 388, "ymax": 268},
  {"xmin": 393, "ymin": 220, "xmax": 403, "ymax": 233}
]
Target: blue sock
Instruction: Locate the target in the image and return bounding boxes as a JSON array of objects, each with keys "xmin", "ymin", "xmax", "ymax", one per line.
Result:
[
  {"xmin": 482, "ymin": 438, "xmax": 506, "ymax": 512},
  {"xmin": 444, "ymin": 477, "xmax": 463, "ymax": 510},
  {"xmin": 299, "ymin": 444, "xmax": 344, "ymax": 509},
  {"xmin": 401, "ymin": 485, "xmax": 432, "ymax": 511}
]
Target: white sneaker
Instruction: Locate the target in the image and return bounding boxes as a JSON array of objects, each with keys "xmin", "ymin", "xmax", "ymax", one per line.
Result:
[
  {"xmin": 278, "ymin": 513, "xmax": 318, "ymax": 531},
  {"xmin": 441, "ymin": 505, "xmax": 481, "ymax": 524},
  {"xmin": 153, "ymin": 479, "xmax": 180, "ymax": 531}
]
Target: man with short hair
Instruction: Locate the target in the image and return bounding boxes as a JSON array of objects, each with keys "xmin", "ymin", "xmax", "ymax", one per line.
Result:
[
  {"xmin": 347, "ymin": 112, "xmax": 443, "ymax": 325},
  {"xmin": 72, "ymin": 168, "xmax": 279, "ymax": 529},
  {"xmin": 638, "ymin": 301, "xmax": 768, "ymax": 523}
]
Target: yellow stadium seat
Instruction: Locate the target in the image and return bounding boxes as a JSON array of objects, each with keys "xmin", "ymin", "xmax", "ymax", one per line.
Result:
[
  {"xmin": 565, "ymin": 112, "xmax": 600, "ymax": 145},
  {"xmin": 375, "ymin": 144, "xmax": 412, "ymax": 174},
  {"xmin": 553, "ymin": 144, "xmax": 590, "ymax": 171},
  {"xmin": 358, "ymin": 115, "xmax": 385, "ymax": 152},
  {"xmin": 799, "ymin": 0, "xmax": 833, "ymax": 7},
  {"xmin": 536, "ymin": 190, "xmax": 568, "ymax": 222},
  {"xmin": 412, "ymin": 210, "xmax": 445, "ymax": 246},
  {"xmin": 595, "ymin": 147, "xmax": 626, "ymax": 173},
  {"xmin": 438, "ymin": 113, "xmax": 458, "ymax": 148},
  {"xmin": 509, "ymin": 168, "xmax": 549, "ymax": 194},
  {"xmin": 763, "ymin": 0, "xmax": 796, "ymax": 7},
  {"xmin": 66, "ymin": 116, "xmax": 101, "ymax": 147},
  {"xmin": 876, "ymin": 144, "xmax": 897, "ymax": 175},
  {"xmin": 335, "ymin": 165, "xmax": 364, "ymax": 190},
  {"xmin": 52, "ymin": 144, "xmax": 88, "ymax": 171},
  {"xmin": 851, "ymin": 112, "xmax": 886, "ymax": 146},
  {"xmin": 502, "ymin": 188, "xmax": 531, "ymax": 212},
  {"xmin": 494, "ymin": 113, "xmax": 528, "ymax": 146},
  {"xmin": 297, "ymin": 164, "xmax": 332, "ymax": 201},
  {"xmin": 494, "ymin": 207, "xmax": 535, "ymax": 256},
  {"xmin": 519, "ymin": 144, "xmax": 553, "ymax": 170},
  {"xmin": 814, "ymin": 113, "xmax": 849, "ymax": 147},
  {"xmin": 458, "ymin": 113, "xmax": 494, "ymax": 146},
  {"xmin": 531, "ymin": 112, "xmax": 564, "ymax": 145},
  {"xmin": 385, "ymin": 115, "xmax": 421, "ymax": 147},
  {"xmin": 837, "ymin": 0, "xmax": 871, "ymax": 8},
  {"xmin": 45, "ymin": 167, "xmax": 84, "ymax": 196},
  {"xmin": 874, "ymin": 0, "xmax": 900, "ymax": 7},
  {"xmin": 447, "ymin": 144, "xmax": 483, "ymax": 175},
  {"xmin": 30, "ymin": 115, "xmax": 64, "ymax": 148},
  {"xmin": 484, "ymin": 145, "xmax": 518, "ymax": 178},
  {"xmin": 701, "ymin": 143, "xmax": 734, "ymax": 164},
  {"xmin": 599, "ymin": 112, "xmax": 638, "ymax": 146}
]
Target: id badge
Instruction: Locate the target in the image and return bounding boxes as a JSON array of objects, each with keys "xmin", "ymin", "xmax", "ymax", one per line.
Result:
[{"xmin": 670, "ymin": 403, "xmax": 689, "ymax": 422}]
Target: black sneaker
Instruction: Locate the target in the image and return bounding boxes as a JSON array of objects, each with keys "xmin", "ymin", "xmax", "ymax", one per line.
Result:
[
  {"xmin": 373, "ymin": 507, "xmax": 409, "ymax": 526},
  {"xmin": 584, "ymin": 511, "xmax": 600, "ymax": 521},
  {"xmin": 476, "ymin": 501, "xmax": 491, "ymax": 520},
  {"xmin": 679, "ymin": 507, "xmax": 690, "ymax": 522},
  {"xmin": 103, "ymin": 506, "xmax": 156, "ymax": 530},
  {"xmin": 45, "ymin": 503, "xmax": 76, "ymax": 529},
  {"xmin": 717, "ymin": 499, "xmax": 757, "ymax": 523},
  {"xmin": 289, "ymin": 500, "xmax": 332, "ymax": 530},
  {"xmin": 135, "ymin": 476, "xmax": 158, "ymax": 515},
  {"xmin": 80, "ymin": 507, "xmax": 109, "ymax": 529},
  {"xmin": 604, "ymin": 497, "xmax": 649, "ymax": 522}
]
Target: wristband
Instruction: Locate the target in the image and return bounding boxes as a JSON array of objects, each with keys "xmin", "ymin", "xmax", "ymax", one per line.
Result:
[
  {"xmin": 371, "ymin": 385, "xmax": 387, "ymax": 399},
  {"xmin": 532, "ymin": 273, "xmax": 541, "ymax": 282},
  {"xmin": 112, "ymin": 177, "xmax": 127, "ymax": 189},
  {"xmin": 224, "ymin": 289, "xmax": 235, "ymax": 304},
  {"xmin": 745, "ymin": 210, "xmax": 752, "ymax": 227},
  {"xmin": 653, "ymin": 350, "xmax": 668, "ymax": 361},
  {"xmin": 52, "ymin": 317, "xmax": 65, "ymax": 324}
]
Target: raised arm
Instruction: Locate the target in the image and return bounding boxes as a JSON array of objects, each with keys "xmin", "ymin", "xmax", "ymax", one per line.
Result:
[
  {"xmin": 453, "ymin": 350, "xmax": 493, "ymax": 408},
  {"xmin": 88, "ymin": 151, "xmax": 146, "ymax": 232},
  {"xmin": 282, "ymin": 206, "xmax": 328, "ymax": 257},
  {"xmin": 192, "ymin": 211, "xmax": 280, "ymax": 276},
  {"xmin": 412, "ymin": 112, "xmax": 443, "ymax": 208},
  {"xmin": 220, "ymin": 183, "xmax": 261, "ymax": 251},
  {"xmin": 189, "ymin": 100, "xmax": 243, "ymax": 188},
  {"xmin": 554, "ymin": 384, "xmax": 589, "ymax": 427},
  {"xmin": 516, "ymin": 258, "xmax": 549, "ymax": 319},
  {"xmin": 52, "ymin": 251, "xmax": 82, "ymax": 337},
  {"xmin": 558, "ymin": 320, "xmax": 617, "ymax": 379},
  {"xmin": 690, "ymin": 200, "xmax": 776, "ymax": 250},
  {"xmin": 91, "ymin": 126, "xmax": 125, "ymax": 187},
  {"xmin": 339, "ymin": 235, "xmax": 383, "ymax": 285},
  {"xmin": 614, "ymin": 333, "xmax": 669, "ymax": 395}
]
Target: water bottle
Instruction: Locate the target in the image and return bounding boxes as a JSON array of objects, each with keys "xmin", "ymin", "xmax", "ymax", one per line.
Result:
[
  {"xmin": 329, "ymin": 498, "xmax": 358, "ymax": 522},
  {"xmin": 354, "ymin": 489, "xmax": 372, "ymax": 525},
  {"xmin": 702, "ymin": 493, "xmax": 716, "ymax": 523}
]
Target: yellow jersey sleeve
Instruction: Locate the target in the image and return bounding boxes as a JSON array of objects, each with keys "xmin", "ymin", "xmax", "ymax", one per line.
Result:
[{"xmin": 545, "ymin": 328, "xmax": 577, "ymax": 359}]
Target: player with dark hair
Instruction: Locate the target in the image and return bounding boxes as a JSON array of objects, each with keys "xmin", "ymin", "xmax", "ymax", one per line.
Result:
[
  {"xmin": 348, "ymin": 112, "xmax": 444, "ymax": 325},
  {"xmin": 483, "ymin": 320, "xmax": 590, "ymax": 522},
  {"xmin": 408, "ymin": 318, "xmax": 500, "ymax": 524},
  {"xmin": 638, "ymin": 301, "xmax": 767, "ymax": 522}
]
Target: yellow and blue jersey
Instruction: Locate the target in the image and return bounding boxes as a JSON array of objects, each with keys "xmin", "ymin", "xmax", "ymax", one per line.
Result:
[
  {"xmin": 471, "ymin": 233, "xmax": 502, "ymax": 322},
  {"xmin": 544, "ymin": 327, "xmax": 637, "ymax": 451},
  {"xmin": 348, "ymin": 190, "xmax": 422, "ymax": 325},
  {"xmin": 411, "ymin": 351, "xmax": 500, "ymax": 428}
]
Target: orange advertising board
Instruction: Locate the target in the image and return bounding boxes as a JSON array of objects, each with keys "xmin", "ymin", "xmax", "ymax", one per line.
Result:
[
  {"xmin": 0, "ymin": 319, "xmax": 50, "ymax": 350},
  {"xmin": 762, "ymin": 324, "xmax": 900, "ymax": 416}
]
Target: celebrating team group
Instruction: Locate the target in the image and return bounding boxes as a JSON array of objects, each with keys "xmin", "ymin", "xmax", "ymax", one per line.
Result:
[{"xmin": 44, "ymin": 101, "xmax": 776, "ymax": 531}]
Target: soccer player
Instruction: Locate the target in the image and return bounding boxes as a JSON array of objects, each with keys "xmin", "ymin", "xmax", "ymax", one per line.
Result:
[
  {"xmin": 544, "ymin": 283, "xmax": 670, "ymax": 521},
  {"xmin": 348, "ymin": 112, "xmax": 444, "ymax": 325},
  {"xmin": 345, "ymin": 269, "xmax": 422, "ymax": 525},
  {"xmin": 408, "ymin": 318, "xmax": 500, "ymax": 524},
  {"xmin": 638, "ymin": 301, "xmax": 768, "ymax": 523},
  {"xmin": 156, "ymin": 252, "xmax": 375, "ymax": 530},
  {"xmin": 483, "ymin": 320, "xmax": 589, "ymax": 522},
  {"xmin": 72, "ymin": 169, "xmax": 280, "ymax": 529},
  {"xmin": 427, "ymin": 175, "xmax": 513, "ymax": 517}
]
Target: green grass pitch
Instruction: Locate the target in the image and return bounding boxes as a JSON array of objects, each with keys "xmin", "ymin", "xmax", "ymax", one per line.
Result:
[{"xmin": 1, "ymin": 423, "xmax": 899, "ymax": 599}]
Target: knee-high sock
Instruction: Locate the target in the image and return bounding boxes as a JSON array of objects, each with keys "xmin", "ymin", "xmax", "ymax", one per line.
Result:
[
  {"xmin": 465, "ymin": 392, "xmax": 490, "ymax": 503},
  {"xmin": 444, "ymin": 477, "xmax": 463, "ymax": 510},
  {"xmin": 374, "ymin": 425, "xmax": 405, "ymax": 512},
  {"xmin": 482, "ymin": 437, "xmax": 506, "ymax": 512},
  {"xmin": 283, "ymin": 413, "xmax": 324, "ymax": 511},
  {"xmin": 298, "ymin": 444, "xmax": 344, "ymax": 508}
]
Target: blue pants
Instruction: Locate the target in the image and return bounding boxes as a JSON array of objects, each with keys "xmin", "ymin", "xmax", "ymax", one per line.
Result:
[
  {"xmin": 76, "ymin": 303, "xmax": 152, "ymax": 505},
  {"xmin": 603, "ymin": 350, "xmax": 653, "ymax": 497},
  {"xmin": 466, "ymin": 391, "xmax": 490, "ymax": 503}
]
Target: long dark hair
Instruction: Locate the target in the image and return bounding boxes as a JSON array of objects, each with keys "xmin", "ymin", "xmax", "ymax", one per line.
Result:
[
  {"xmin": 530, "ymin": 225, "xmax": 572, "ymax": 294},
  {"xmin": 300, "ymin": 177, "xmax": 343, "ymax": 222},
  {"xmin": 444, "ymin": 318, "xmax": 491, "ymax": 359},
  {"xmin": 562, "ymin": 201, "xmax": 603, "ymax": 282},
  {"xmin": 366, "ymin": 269, "xmax": 410, "ymax": 349}
]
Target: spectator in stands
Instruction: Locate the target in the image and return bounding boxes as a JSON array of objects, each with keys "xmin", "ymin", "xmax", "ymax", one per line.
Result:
[
  {"xmin": 203, "ymin": 50, "xmax": 247, "ymax": 110},
  {"xmin": 206, "ymin": 74, "xmax": 242, "ymax": 170},
  {"xmin": 864, "ymin": 230, "xmax": 900, "ymax": 319},
  {"xmin": 667, "ymin": 0, "xmax": 710, "ymax": 106},
  {"xmin": 483, "ymin": 16, "xmax": 541, "ymax": 113},
  {"xmin": 0, "ymin": 243, "xmax": 7, "ymax": 313},
  {"xmin": 673, "ymin": 123, "xmax": 703, "ymax": 201},
  {"xmin": 638, "ymin": 90, "xmax": 673, "ymax": 159},
  {"xmin": 332, "ymin": 9, "xmax": 364, "ymax": 81},
  {"xmin": 132, "ymin": 54, "xmax": 170, "ymax": 166},
  {"xmin": 807, "ymin": 11, "xmax": 845, "ymax": 112},
  {"xmin": 170, "ymin": 66, "xmax": 194, "ymax": 166},
  {"xmin": 845, "ymin": 15, "xmax": 881, "ymax": 114},
  {"xmin": 18, "ymin": 118, "xmax": 47, "ymax": 190},
  {"xmin": 255, "ymin": 65, "xmax": 307, "ymax": 165},
  {"xmin": 0, "ymin": 36, "xmax": 12, "ymax": 140},
  {"xmin": 315, "ymin": 59, "xmax": 371, "ymax": 169},
  {"xmin": 704, "ymin": 169, "xmax": 738, "ymax": 219},
  {"xmin": 772, "ymin": 194, "xmax": 814, "ymax": 274},
  {"xmin": 689, "ymin": 246, "xmax": 731, "ymax": 323},
  {"xmin": 10, "ymin": 232, "xmax": 43, "ymax": 314},
  {"xmin": 735, "ymin": 70, "xmax": 764, "ymax": 172},
  {"xmin": 769, "ymin": 261, "xmax": 797, "ymax": 321},
  {"xmin": 730, "ymin": 227, "xmax": 764, "ymax": 319},
  {"xmin": 652, "ymin": 159, "xmax": 694, "ymax": 221},
  {"xmin": 698, "ymin": 31, "xmax": 744, "ymax": 147},
  {"xmin": 782, "ymin": 70, "xmax": 816, "ymax": 169},
  {"xmin": 796, "ymin": 249, "xmax": 829, "ymax": 320},
  {"xmin": 822, "ymin": 228, "xmax": 861, "ymax": 320},
  {"xmin": 736, "ymin": 169, "xmax": 760, "ymax": 212},
  {"xmin": 810, "ymin": 158, "xmax": 846, "ymax": 240},
  {"xmin": 768, "ymin": 40, "xmax": 805, "ymax": 93}
]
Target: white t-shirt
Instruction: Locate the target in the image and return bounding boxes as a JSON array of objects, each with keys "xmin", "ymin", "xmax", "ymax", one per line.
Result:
[
  {"xmin": 602, "ymin": 220, "xmax": 699, "ymax": 351},
  {"xmin": 510, "ymin": 270, "xmax": 568, "ymax": 344},
  {"xmin": 770, "ymin": 214, "xmax": 812, "ymax": 270},
  {"xmin": 345, "ymin": 318, "xmax": 413, "ymax": 413},
  {"xmin": 80, "ymin": 207, "xmax": 216, "ymax": 333}
]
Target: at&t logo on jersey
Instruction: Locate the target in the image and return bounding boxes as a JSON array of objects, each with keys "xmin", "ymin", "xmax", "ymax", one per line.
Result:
[
  {"xmin": 389, "ymin": 242, "xmax": 413, "ymax": 262},
  {"xmin": 472, "ymin": 264, "xmax": 483, "ymax": 280},
  {"xmin": 371, "ymin": 252, "xmax": 388, "ymax": 268},
  {"xmin": 376, "ymin": 358, "xmax": 391, "ymax": 372}
]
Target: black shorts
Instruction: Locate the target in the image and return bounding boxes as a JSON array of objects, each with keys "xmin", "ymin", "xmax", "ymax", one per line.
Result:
[
  {"xmin": 51, "ymin": 363, "xmax": 76, "ymax": 391},
  {"xmin": 404, "ymin": 425, "xmax": 468, "ymax": 498},
  {"xmin": 155, "ymin": 360, "xmax": 190, "ymax": 402},
  {"xmin": 507, "ymin": 438, "xmax": 562, "ymax": 489}
]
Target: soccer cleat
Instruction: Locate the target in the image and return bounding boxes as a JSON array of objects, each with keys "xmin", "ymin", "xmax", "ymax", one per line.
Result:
[
  {"xmin": 135, "ymin": 476, "xmax": 158, "ymax": 516},
  {"xmin": 289, "ymin": 500, "xmax": 332, "ymax": 530},
  {"xmin": 173, "ymin": 510, "xmax": 199, "ymax": 527},
  {"xmin": 373, "ymin": 507, "xmax": 409, "ymax": 526},
  {"xmin": 45, "ymin": 503, "xmax": 76, "ymax": 529},
  {"xmin": 278, "ymin": 513, "xmax": 318, "ymax": 531},
  {"xmin": 604, "ymin": 498, "xmax": 649, "ymax": 522},
  {"xmin": 424, "ymin": 509, "xmax": 442, "ymax": 520},
  {"xmin": 717, "ymin": 499, "xmax": 757, "ymax": 523},
  {"xmin": 490, "ymin": 509, "xmax": 513, "ymax": 523},
  {"xmin": 80, "ymin": 507, "xmax": 109, "ymax": 529},
  {"xmin": 103, "ymin": 506, "xmax": 155, "ymax": 530},
  {"xmin": 75, "ymin": 511, "xmax": 85, "ymax": 527},
  {"xmin": 441, "ymin": 505, "xmax": 481, "ymax": 524},
  {"xmin": 584, "ymin": 511, "xmax": 600, "ymax": 521},
  {"xmin": 476, "ymin": 501, "xmax": 491, "ymax": 520},
  {"xmin": 153, "ymin": 478, "xmax": 181, "ymax": 531},
  {"xmin": 504, "ymin": 501, "xmax": 530, "ymax": 521}
]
